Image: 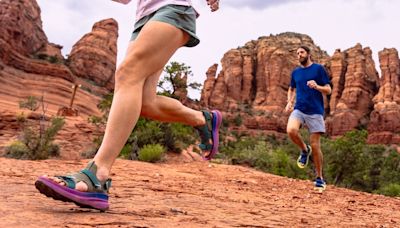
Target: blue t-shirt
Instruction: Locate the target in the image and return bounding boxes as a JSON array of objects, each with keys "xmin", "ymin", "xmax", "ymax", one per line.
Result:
[{"xmin": 290, "ymin": 63, "xmax": 330, "ymax": 115}]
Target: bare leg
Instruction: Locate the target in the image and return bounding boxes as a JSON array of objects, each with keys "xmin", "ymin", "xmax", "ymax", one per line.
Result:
[
  {"xmin": 310, "ymin": 133, "xmax": 323, "ymax": 178},
  {"xmin": 140, "ymin": 69, "xmax": 205, "ymax": 126},
  {"xmin": 286, "ymin": 117, "xmax": 307, "ymax": 151},
  {"xmin": 48, "ymin": 21, "xmax": 190, "ymax": 191}
]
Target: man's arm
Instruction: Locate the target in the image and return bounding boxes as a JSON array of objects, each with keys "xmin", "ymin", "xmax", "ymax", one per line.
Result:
[
  {"xmin": 316, "ymin": 84, "xmax": 332, "ymax": 95},
  {"xmin": 307, "ymin": 81, "xmax": 331, "ymax": 95},
  {"xmin": 285, "ymin": 87, "xmax": 296, "ymax": 112}
]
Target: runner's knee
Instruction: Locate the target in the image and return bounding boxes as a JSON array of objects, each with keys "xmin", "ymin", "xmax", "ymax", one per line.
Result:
[
  {"xmin": 310, "ymin": 138, "xmax": 320, "ymax": 148},
  {"xmin": 287, "ymin": 127, "xmax": 298, "ymax": 136},
  {"xmin": 115, "ymin": 51, "xmax": 148, "ymax": 87}
]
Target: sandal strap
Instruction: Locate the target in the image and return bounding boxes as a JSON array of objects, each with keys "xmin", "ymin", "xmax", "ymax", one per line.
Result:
[
  {"xmin": 199, "ymin": 143, "xmax": 212, "ymax": 151},
  {"xmin": 80, "ymin": 169, "xmax": 102, "ymax": 190},
  {"xmin": 195, "ymin": 110, "xmax": 213, "ymax": 151},
  {"xmin": 56, "ymin": 175, "xmax": 76, "ymax": 189},
  {"xmin": 56, "ymin": 161, "xmax": 112, "ymax": 193}
]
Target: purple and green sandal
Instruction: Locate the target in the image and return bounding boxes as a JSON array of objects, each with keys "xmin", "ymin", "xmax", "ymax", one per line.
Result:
[
  {"xmin": 35, "ymin": 161, "xmax": 111, "ymax": 211},
  {"xmin": 195, "ymin": 110, "xmax": 222, "ymax": 160}
]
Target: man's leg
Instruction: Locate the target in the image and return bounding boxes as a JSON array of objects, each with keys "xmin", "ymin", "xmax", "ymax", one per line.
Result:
[
  {"xmin": 287, "ymin": 116, "xmax": 307, "ymax": 151},
  {"xmin": 310, "ymin": 133, "xmax": 323, "ymax": 178},
  {"xmin": 305, "ymin": 113, "xmax": 326, "ymax": 190},
  {"xmin": 287, "ymin": 111, "xmax": 312, "ymax": 168}
]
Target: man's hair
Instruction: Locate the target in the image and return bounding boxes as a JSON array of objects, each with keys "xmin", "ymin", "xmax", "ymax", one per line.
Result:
[{"xmin": 298, "ymin": 45, "xmax": 311, "ymax": 54}]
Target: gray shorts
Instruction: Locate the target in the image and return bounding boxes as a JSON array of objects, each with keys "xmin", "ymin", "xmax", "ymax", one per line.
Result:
[
  {"xmin": 130, "ymin": 4, "xmax": 200, "ymax": 47},
  {"xmin": 289, "ymin": 109, "xmax": 326, "ymax": 133}
]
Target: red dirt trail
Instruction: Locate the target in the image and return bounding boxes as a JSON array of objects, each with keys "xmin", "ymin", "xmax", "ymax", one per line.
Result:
[{"xmin": 0, "ymin": 157, "xmax": 399, "ymax": 227}]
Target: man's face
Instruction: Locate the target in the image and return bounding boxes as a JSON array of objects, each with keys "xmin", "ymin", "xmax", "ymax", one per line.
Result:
[{"xmin": 297, "ymin": 48, "xmax": 310, "ymax": 65}]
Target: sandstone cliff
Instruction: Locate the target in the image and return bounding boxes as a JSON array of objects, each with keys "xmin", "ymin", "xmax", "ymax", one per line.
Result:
[
  {"xmin": 368, "ymin": 48, "xmax": 400, "ymax": 144},
  {"xmin": 201, "ymin": 33, "xmax": 330, "ymax": 134},
  {"xmin": 201, "ymin": 34, "xmax": 399, "ymax": 145},
  {"xmin": 68, "ymin": 19, "xmax": 118, "ymax": 93},
  {"xmin": 0, "ymin": 0, "xmax": 117, "ymax": 155},
  {"xmin": 325, "ymin": 44, "xmax": 379, "ymax": 136}
]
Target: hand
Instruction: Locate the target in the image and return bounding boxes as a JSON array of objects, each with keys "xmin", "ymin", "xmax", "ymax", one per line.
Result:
[
  {"xmin": 307, "ymin": 80, "xmax": 318, "ymax": 90},
  {"xmin": 285, "ymin": 101, "xmax": 294, "ymax": 113},
  {"xmin": 111, "ymin": 0, "xmax": 131, "ymax": 4},
  {"xmin": 207, "ymin": 0, "xmax": 219, "ymax": 12}
]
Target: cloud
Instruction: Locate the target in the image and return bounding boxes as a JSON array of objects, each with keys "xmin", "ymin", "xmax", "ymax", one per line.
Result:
[
  {"xmin": 36, "ymin": 0, "xmax": 133, "ymax": 57},
  {"xmin": 222, "ymin": 0, "xmax": 311, "ymax": 10},
  {"xmin": 34, "ymin": 0, "xmax": 400, "ymax": 100}
]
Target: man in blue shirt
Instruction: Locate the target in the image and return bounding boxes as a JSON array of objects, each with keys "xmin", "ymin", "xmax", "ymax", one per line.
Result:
[{"xmin": 285, "ymin": 46, "xmax": 331, "ymax": 191}]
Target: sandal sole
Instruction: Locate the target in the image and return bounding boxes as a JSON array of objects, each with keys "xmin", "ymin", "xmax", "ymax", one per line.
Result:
[
  {"xmin": 204, "ymin": 110, "xmax": 222, "ymax": 160},
  {"xmin": 35, "ymin": 176, "xmax": 109, "ymax": 211}
]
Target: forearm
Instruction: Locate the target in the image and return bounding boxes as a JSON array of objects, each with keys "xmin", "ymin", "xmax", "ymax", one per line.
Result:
[
  {"xmin": 287, "ymin": 88, "xmax": 296, "ymax": 103},
  {"xmin": 316, "ymin": 85, "xmax": 331, "ymax": 95}
]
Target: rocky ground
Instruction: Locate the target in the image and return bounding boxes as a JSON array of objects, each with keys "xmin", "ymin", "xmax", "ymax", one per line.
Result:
[{"xmin": 0, "ymin": 156, "xmax": 399, "ymax": 228}]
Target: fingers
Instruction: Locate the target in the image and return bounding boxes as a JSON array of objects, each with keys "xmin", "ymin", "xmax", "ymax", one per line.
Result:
[
  {"xmin": 307, "ymin": 80, "xmax": 318, "ymax": 89},
  {"xmin": 207, "ymin": 0, "xmax": 219, "ymax": 12},
  {"xmin": 285, "ymin": 103, "xmax": 293, "ymax": 113}
]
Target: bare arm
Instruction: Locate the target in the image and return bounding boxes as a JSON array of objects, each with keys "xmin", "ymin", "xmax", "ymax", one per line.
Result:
[
  {"xmin": 316, "ymin": 84, "xmax": 332, "ymax": 95},
  {"xmin": 285, "ymin": 87, "xmax": 296, "ymax": 112},
  {"xmin": 307, "ymin": 80, "xmax": 332, "ymax": 95}
]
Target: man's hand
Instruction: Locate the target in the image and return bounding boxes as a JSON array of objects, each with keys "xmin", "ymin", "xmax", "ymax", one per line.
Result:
[
  {"xmin": 285, "ymin": 101, "xmax": 294, "ymax": 113},
  {"xmin": 307, "ymin": 80, "xmax": 331, "ymax": 94},
  {"xmin": 207, "ymin": 0, "xmax": 219, "ymax": 12},
  {"xmin": 307, "ymin": 80, "xmax": 318, "ymax": 89}
]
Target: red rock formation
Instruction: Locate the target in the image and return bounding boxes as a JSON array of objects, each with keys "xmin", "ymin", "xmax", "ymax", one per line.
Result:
[
  {"xmin": 209, "ymin": 71, "xmax": 227, "ymax": 109},
  {"xmin": 0, "ymin": 0, "xmax": 47, "ymax": 56},
  {"xmin": 241, "ymin": 42, "xmax": 256, "ymax": 103},
  {"xmin": 174, "ymin": 73, "xmax": 188, "ymax": 103},
  {"xmin": 201, "ymin": 36, "xmax": 400, "ymax": 145},
  {"xmin": 68, "ymin": 19, "xmax": 118, "ymax": 91},
  {"xmin": 368, "ymin": 48, "xmax": 400, "ymax": 144},
  {"xmin": 0, "ymin": 0, "xmax": 117, "ymax": 157},
  {"xmin": 202, "ymin": 32, "xmax": 330, "ymax": 132},
  {"xmin": 200, "ymin": 64, "xmax": 218, "ymax": 107},
  {"xmin": 327, "ymin": 49, "xmax": 347, "ymax": 114},
  {"xmin": 326, "ymin": 44, "xmax": 379, "ymax": 136}
]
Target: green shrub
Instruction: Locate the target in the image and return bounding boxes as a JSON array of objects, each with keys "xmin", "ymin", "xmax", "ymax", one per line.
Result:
[
  {"xmin": 163, "ymin": 123, "xmax": 195, "ymax": 153},
  {"xmin": 48, "ymin": 56, "xmax": 58, "ymax": 63},
  {"xmin": 233, "ymin": 114, "xmax": 242, "ymax": 126},
  {"xmin": 269, "ymin": 148, "xmax": 308, "ymax": 178},
  {"xmin": 19, "ymin": 96, "xmax": 39, "ymax": 111},
  {"xmin": 8, "ymin": 96, "xmax": 65, "ymax": 160},
  {"xmin": 379, "ymin": 148, "xmax": 400, "ymax": 187},
  {"xmin": 88, "ymin": 115, "xmax": 104, "ymax": 127},
  {"xmin": 323, "ymin": 130, "xmax": 369, "ymax": 187},
  {"xmin": 375, "ymin": 184, "xmax": 400, "ymax": 197},
  {"xmin": 138, "ymin": 144, "xmax": 165, "ymax": 163},
  {"xmin": 6, "ymin": 116, "xmax": 64, "ymax": 160},
  {"xmin": 120, "ymin": 144, "xmax": 133, "ymax": 159},
  {"xmin": 5, "ymin": 140, "xmax": 30, "ymax": 159},
  {"xmin": 135, "ymin": 119, "xmax": 164, "ymax": 148},
  {"xmin": 16, "ymin": 112, "xmax": 26, "ymax": 124}
]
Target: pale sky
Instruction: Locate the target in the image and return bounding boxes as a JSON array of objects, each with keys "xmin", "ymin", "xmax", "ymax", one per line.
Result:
[{"xmin": 36, "ymin": 0, "xmax": 400, "ymax": 99}]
